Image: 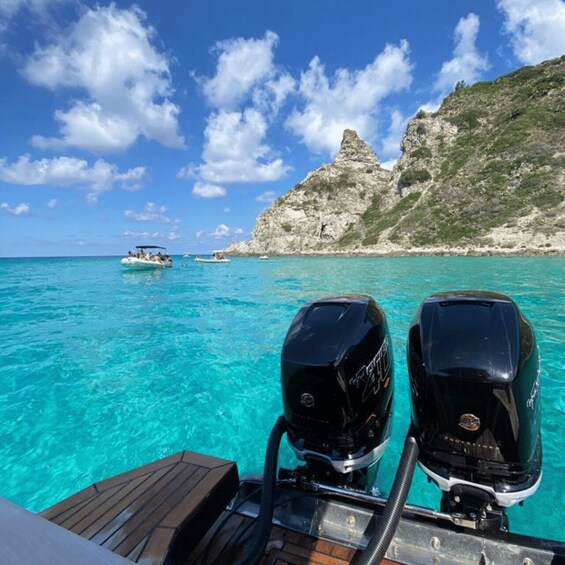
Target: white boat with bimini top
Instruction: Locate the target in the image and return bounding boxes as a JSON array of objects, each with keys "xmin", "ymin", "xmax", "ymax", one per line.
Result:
[
  {"xmin": 120, "ymin": 245, "xmax": 173, "ymax": 269},
  {"xmin": 195, "ymin": 250, "xmax": 231, "ymax": 263}
]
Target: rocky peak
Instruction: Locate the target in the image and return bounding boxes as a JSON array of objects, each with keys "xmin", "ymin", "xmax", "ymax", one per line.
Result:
[
  {"xmin": 226, "ymin": 129, "xmax": 392, "ymax": 256},
  {"xmin": 334, "ymin": 129, "xmax": 380, "ymax": 166}
]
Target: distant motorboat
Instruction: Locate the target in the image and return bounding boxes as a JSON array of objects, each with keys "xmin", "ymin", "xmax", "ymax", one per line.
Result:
[
  {"xmin": 259, "ymin": 255, "xmax": 269, "ymax": 260},
  {"xmin": 121, "ymin": 245, "xmax": 173, "ymax": 269},
  {"xmin": 195, "ymin": 250, "xmax": 231, "ymax": 264}
]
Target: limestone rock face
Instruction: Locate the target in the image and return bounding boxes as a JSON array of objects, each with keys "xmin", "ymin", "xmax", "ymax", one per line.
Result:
[
  {"xmin": 227, "ymin": 130, "xmax": 392, "ymax": 255},
  {"xmin": 381, "ymin": 56, "xmax": 565, "ymax": 254},
  {"xmin": 334, "ymin": 128, "xmax": 380, "ymax": 165},
  {"xmin": 227, "ymin": 56, "xmax": 565, "ymax": 256}
]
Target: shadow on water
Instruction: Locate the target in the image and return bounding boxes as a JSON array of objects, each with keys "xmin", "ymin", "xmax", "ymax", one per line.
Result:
[{"xmin": 121, "ymin": 268, "xmax": 165, "ymax": 285}]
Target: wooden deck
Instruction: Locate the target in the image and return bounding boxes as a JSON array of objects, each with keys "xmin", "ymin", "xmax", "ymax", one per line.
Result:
[
  {"xmin": 37, "ymin": 450, "xmax": 565, "ymax": 565},
  {"xmin": 41, "ymin": 451, "xmax": 239, "ymax": 564},
  {"xmin": 187, "ymin": 512, "xmax": 362, "ymax": 564},
  {"xmin": 41, "ymin": 450, "xmax": 397, "ymax": 564},
  {"xmin": 186, "ymin": 511, "xmax": 398, "ymax": 565}
]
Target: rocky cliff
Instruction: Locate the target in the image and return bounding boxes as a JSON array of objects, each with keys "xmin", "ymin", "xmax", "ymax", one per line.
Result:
[
  {"xmin": 227, "ymin": 56, "xmax": 565, "ymax": 256},
  {"xmin": 227, "ymin": 129, "xmax": 393, "ymax": 255}
]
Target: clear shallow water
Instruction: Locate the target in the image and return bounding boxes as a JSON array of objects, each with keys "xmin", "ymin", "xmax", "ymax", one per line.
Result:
[{"xmin": 0, "ymin": 256, "xmax": 564, "ymax": 541}]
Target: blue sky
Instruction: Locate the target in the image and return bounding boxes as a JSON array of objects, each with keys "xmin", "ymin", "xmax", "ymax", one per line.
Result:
[{"xmin": 1, "ymin": 1, "xmax": 564, "ymax": 257}]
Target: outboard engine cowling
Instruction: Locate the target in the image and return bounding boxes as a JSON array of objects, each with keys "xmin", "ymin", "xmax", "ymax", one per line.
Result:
[
  {"xmin": 408, "ymin": 291, "xmax": 542, "ymax": 529},
  {"xmin": 281, "ymin": 295, "xmax": 394, "ymax": 484}
]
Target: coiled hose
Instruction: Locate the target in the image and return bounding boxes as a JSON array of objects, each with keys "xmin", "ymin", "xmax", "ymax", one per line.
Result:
[
  {"xmin": 356, "ymin": 436, "xmax": 419, "ymax": 565},
  {"xmin": 232, "ymin": 415, "xmax": 287, "ymax": 565}
]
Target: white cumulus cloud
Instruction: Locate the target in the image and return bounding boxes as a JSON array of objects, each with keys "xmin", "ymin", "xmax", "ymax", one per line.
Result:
[
  {"xmin": 123, "ymin": 230, "xmax": 162, "ymax": 239},
  {"xmin": 255, "ymin": 190, "xmax": 277, "ymax": 204},
  {"xmin": 0, "ymin": 0, "xmax": 59, "ymax": 18},
  {"xmin": 285, "ymin": 40, "xmax": 414, "ymax": 156},
  {"xmin": 211, "ymin": 224, "xmax": 230, "ymax": 238},
  {"xmin": 0, "ymin": 155, "xmax": 146, "ymax": 203},
  {"xmin": 497, "ymin": 0, "xmax": 565, "ymax": 64},
  {"xmin": 434, "ymin": 13, "xmax": 490, "ymax": 94},
  {"xmin": 193, "ymin": 109, "xmax": 290, "ymax": 184},
  {"xmin": 0, "ymin": 0, "xmax": 69, "ymax": 36},
  {"xmin": 209, "ymin": 223, "xmax": 244, "ymax": 239},
  {"xmin": 200, "ymin": 31, "xmax": 281, "ymax": 110},
  {"xmin": 1, "ymin": 201, "xmax": 30, "ymax": 215},
  {"xmin": 251, "ymin": 72, "xmax": 296, "ymax": 117},
  {"xmin": 22, "ymin": 4, "xmax": 184, "ymax": 153},
  {"xmin": 182, "ymin": 31, "xmax": 293, "ymax": 193},
  {"xmin": 124, "ymin": 202, "xmax": 170, "ymax": 223},
  {"xmin": 192, "ymin": 182, "xmax": 227, "ymax": 199}
]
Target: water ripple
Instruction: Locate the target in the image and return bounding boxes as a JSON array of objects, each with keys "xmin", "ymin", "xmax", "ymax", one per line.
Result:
[{"xmin": 0, "ymin": 255, "xmax": 563, "ymax": 541}]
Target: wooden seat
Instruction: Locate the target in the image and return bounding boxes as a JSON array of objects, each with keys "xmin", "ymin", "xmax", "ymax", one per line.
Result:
[{"xmin": 41, "ymin": 451, "xmax": 239, "ymax": 564}]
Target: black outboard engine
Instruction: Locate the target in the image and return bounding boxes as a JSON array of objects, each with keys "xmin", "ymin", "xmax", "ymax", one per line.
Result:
[
  {"xmin": 281, "ymin": 295, "xmax": 394, "ymax": 488},
  {"xmin": 408, "ymin": 291, "xmax": 542, "ymax": 530}
]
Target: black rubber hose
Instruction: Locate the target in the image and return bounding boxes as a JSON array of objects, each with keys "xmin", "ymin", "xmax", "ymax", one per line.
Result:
[
  {"xmin": 356, "ymin": 436, "xmax": 419, "ymax": 565},
  {"xmin": 232, "ymin": 415, "xmax": 287, "ymax": 565}
]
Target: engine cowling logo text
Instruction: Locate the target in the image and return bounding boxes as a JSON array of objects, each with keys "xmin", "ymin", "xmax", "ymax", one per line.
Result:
[{"xmin": 348, "ymin": 336, "xmax": 390, "ymax": 402}]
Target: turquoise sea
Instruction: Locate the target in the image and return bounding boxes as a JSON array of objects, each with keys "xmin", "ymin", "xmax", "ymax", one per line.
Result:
[{"xmin": 1, "ymin": 256, "xmax": 564, "ymax": 542}]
